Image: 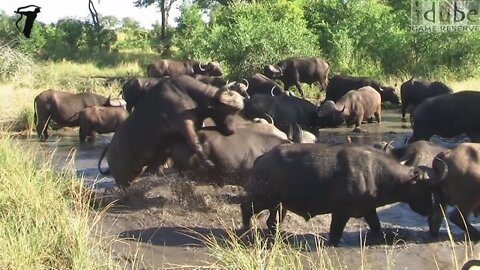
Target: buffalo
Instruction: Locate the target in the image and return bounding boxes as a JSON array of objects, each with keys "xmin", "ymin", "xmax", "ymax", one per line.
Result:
[
  {"xmin": 168, "ymin": 119, "xmax": 291, "ymax": 186},
  {"xmin": 147, "ymin": 59, "xmax": 223, "ymax": 78},
  {"xmin": 242, "ymin": 143, "xmax": 438, "ymax": 246},
  {"xmin": 428, "ymin": 143, "xmax": 480, "ymax": 240},
  {"xmin": 232, "ymin": 73, "xmax": 284, "ymax": 97},
  {"xmin": 79, "ymin": 102, "xmax": 129, "ymax": 143},
  {"xmin": 325, "ymin": 75, "xmax": 400, "ymax": 104},
  {"xmin": 400, "ymin": 77, "xmax": 453, "ymax": 121},
  {"xmin": 98, "ymin": 75, "xmax": 244, "ymax": 189},
  {"xmin": 263, "ymin": 57, "xmax": 330, "ymax": 98},
  {"xmin": 388, "ymin": 140, "xmax": 447, "ymax": 167},
  {"xmin": 121, "ymin": 77, "xmax": 165, "ymax": 112},
  {"xmin": 33, "ymin": 89, "xmax": 113, "ymax": 141},
  {"xmin": 191, "ymin": 74, "xmax": 228, "ymax": 88},
  {"xmin": 317, "ymin": 86, "xmax": 381, "ymax": 132},
  {"xmin": 409, "ymin": 91, "xmax": 480, "ymax": 143},
  {"xmin": 241, "ymin": 93, "xmax": 342, "ymax": 136}
]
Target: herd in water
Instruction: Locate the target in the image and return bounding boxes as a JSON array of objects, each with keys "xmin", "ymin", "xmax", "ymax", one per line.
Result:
[{"xmin": 32, "ymin": 57, "xmax": 480, "ymax": 249}]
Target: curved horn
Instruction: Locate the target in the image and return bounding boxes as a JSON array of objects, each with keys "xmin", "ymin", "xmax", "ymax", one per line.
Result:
[
  {"xmin": 225, "ymin": 81, "xmax": 236, "ymax": 89},
  {"xmin": 346, "ymin": 136, "xmax": 352, "ymax": 144},
  {"xmin": 270, "ymin": 86, "xmax": 278, "ymax": 96},
  {"xmin": 264, "ymin": 113, "xmax": 274, "ymax": 125},
  {"xmin": 198, "ymin": 62, "xmax": 206, "ymax": 72},
  {"xmin": 288, "ymin": 123, "xmax": 294, "ymax": 141},
  {"xmin": 294, "ymin": 124, "xmax": 303, "ymax": 143},
  {"xmin": 241, "ymin": 78, "xmax": 249, "ymax": 90},
  {"xmin": 434, "ymin": 157, "xmax": 449, "ymax": 181},
  {"xmin": 338, "ymin": 105, "xmax": 346, "ymax": 113}
]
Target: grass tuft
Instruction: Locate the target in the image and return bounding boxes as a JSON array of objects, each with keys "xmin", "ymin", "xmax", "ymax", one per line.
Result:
[{"xmin": 0, "ymin": 132, "xmax": 119, "ymax": 269}]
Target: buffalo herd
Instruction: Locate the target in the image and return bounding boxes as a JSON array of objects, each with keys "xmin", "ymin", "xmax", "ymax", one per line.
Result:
[{"xmin": 32, "ymin": 57, "xmax": 480, "ymax": 246}]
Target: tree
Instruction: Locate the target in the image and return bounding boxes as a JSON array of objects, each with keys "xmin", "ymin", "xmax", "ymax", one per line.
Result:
[{"xmin": 134, "ymin": 0, "xmax": 177, "ymax": 43}]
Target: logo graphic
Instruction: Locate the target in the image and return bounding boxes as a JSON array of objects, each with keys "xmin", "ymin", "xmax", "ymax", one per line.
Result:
[
  {"xmin": 14, "ymin": 5, "xmax": 41, "ymax": 38},
  {"xmin": 411, "ymin": 0, "xmax": 480, "ymax": 32}
]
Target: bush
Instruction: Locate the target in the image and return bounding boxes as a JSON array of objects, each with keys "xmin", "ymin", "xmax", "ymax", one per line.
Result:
[
  {"xmin": 0, "ymin": 43, "xmax": 34, "ymax": 83},
  {"xmin": 175, "ymin": 2, "xmax": 321, "ymax": 79}
]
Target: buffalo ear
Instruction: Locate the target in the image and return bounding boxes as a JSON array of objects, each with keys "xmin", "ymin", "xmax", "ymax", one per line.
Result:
[{"xmin": 218, "ymin": 90, "xmax": 244, "ymax": 110}]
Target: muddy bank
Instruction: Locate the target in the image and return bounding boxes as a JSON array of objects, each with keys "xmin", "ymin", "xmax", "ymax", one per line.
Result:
[{"xmin": 22, "ymin": 109, "xmax": 480, "ymax": 269}]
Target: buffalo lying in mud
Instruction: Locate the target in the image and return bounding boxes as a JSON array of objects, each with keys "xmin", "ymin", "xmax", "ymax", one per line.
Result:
[
  {"xmin": 400, "ymin": 77, "xmax": 453, "ymax": 122},
  {"xmin": 317, "ymin": 86, "xmax": 381, "ymax": 132},
  {"xmin": 325, "ymin": 75, "xmax": 400, "ymax": 104},
  {"xmin": 79, "ymin": 103, "xmax": 129, "ymax": 143},
  {"xmin": 264, "ymin": 57, "xmax": 330, "ymax": 98},
  {"xmin": 191, "ymin": 74, "xmax": 228, "ymax": 88},
  {"xmin": 168, "ymin": 119, "xmax": 290, "ymax": 186},
  {"xmin": 98, "ymin": 75, "xmax": 244, "ymax": 189},
  {"xmin": 241, "ymin": 143, "xmax": 440, "ymax": 246},
  {"xmin": 242, "ymin": 93, "xmax": 342, "ymax": 136},
  {"xmin": 232, "ymin": 73, "xmax": 284, "ymax": 97},
  {"xmin": 408, "ymin": 91, "xmax": 480, "ymax": 143},
  {"xmin": 147, "ymin": 59, "xmax": 223, "ymax": 78},
  {"xmin": 428, "ymin": 143, "xmax": 480, "ymax": 240},
  {"xmin": 33, "ymin": 89, "xmax": 116, "ymax": 141}
]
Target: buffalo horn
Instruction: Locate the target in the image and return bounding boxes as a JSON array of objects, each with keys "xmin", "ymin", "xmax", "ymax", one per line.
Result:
[
  {"xmin": 241, "ymin": 78, "xmax": 249, "ymax": 90},
  {"xmin": 270, "ymin": 86, "xmax": 278, "ymax": 96},
  {"xmin": 198, "ymin": 63, "xmax": 206, "ymax": 72},
  {"xmin": 338, "ymin": 105, "xmax": 346, "ymax": 113},
  {"xmin": 434, "ymin": 157, "xmax": 449, "ymax": 181},
  {"xmin": 295, "ymin": 124, "xmax": 303, "ymax": 143},
  {"xmin": 264, "ymin": 113, "xmax": 274, "ymax": 125},
  {"xmin": 346, "ymin": 136, "xmax": 352, "ymax": 144}
]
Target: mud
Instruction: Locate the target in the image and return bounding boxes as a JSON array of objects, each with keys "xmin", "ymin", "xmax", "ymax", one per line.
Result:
[{"xmin": 22, "ymin": 109, "xmax": 480, "ymax": 269}]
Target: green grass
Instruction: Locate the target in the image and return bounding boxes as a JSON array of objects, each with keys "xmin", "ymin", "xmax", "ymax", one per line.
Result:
[{"xmin": 0, "ymin": 133, "xmax": 120, "ymax": 269}]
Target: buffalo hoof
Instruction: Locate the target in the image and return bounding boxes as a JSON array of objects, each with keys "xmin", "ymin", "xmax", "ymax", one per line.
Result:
[{"xmin": 401, "ymin": 117, "xmax": 407, "ymax": 122}]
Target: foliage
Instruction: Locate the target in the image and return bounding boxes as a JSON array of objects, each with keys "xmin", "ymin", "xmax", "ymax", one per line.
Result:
[
  {"xmin": 0, "ymin": 134, "xmax": 120, "ymax": 269},
  {"xmin": 175, "ymin": 1, "xmax": 320, "ymax": 79},
  {"xmin": 304, "ymin": 0, "xmax": 480, "ymax": 79}
]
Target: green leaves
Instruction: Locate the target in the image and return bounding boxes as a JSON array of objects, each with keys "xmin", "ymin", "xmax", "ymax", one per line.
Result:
[{"xmin": 174, "ymin": 2, "xmax": 320, "ymax": 79}]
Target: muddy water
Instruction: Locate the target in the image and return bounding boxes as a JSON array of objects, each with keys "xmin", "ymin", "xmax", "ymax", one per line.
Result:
[{"xmin": 21, "ymin": 109, "xmax": 480, "ymax": 269}]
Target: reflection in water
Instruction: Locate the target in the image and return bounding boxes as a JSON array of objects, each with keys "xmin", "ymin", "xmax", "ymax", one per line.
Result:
[{"xmin": 20, "ymin": 109, "xmax": 472, "ymax": 191}]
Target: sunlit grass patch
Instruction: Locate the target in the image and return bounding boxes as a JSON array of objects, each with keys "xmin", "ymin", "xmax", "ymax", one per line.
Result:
[{"xmin": 0, "ymin": 133, "xmax": 121, "ymax": 269}]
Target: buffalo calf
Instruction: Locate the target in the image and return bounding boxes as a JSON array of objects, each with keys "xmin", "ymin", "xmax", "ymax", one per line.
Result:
[{"xmin": 79, "ymin": 104, "xmax": 129, "ymax": 143}]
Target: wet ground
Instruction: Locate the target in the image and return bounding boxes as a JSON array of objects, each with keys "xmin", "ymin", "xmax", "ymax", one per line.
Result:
[{"xmin": 20, "ymin": 109, "xmax": 480, "ymax": 269}]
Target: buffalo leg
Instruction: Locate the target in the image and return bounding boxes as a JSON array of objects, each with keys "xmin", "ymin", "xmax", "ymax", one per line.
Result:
[
  {"xmin": 266, "ymin": 204, "xmax": 287, "ymax": 235},
  {"xmin": 428, "ymin": 192, "xmax": 447, "ymax": 236},
  {"xmin": 401, "ymin": 103, "xmax": 407, "ymax": 122},
  {"xmin": 374, "ymin": 108, "xmax": 381, "ymax": 123},
  {"xmin": 449, "ymin": 207, "xmax": 480, "ymax": 240},
  {"xmin": 328, "ymin": 212, "xmax": 350, "ymax": 246},
  {"xmin": 364, "ymin": 209, "xmax": 381, "ymax": 233},
  {"xmin": 240, "ymin": 200, "xmax": 272, "ymax": 230},
  {"xmin": 181, "ymin": 119, "xmax": 214, "ymax": 167},
  {"xmin": 294, "ymin": 81, "xmax": 305, "ymax": 99},
  {"xmin": 36, "ymin": 113, "xmax": 51, "ymax": 141}
]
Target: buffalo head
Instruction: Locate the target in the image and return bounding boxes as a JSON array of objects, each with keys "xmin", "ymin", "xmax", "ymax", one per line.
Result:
[
  {"xmin": 228, "ymin": 80, "xmax": 250, "ymax": 99},
  {"xmin": 402, "ymin": 162, "xmax": 446, "ymax": 216},
  {"xmin": 207, "ymin": 89, "xmax": 245, "ymax": 135},
  {"xmin": 317, "ymin": 100, "xmax": 345, "ymax": 118},
  {"xmin": 263, "ymin": 65, "xmax": 283, "ymax": 79},
  {"xmin": 379, "ymin": 86, "xmax": 401, "ymax": 105},
  {"xmin": 199, "ymin": 61, "xmax": 223, "ymax": 77}
]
